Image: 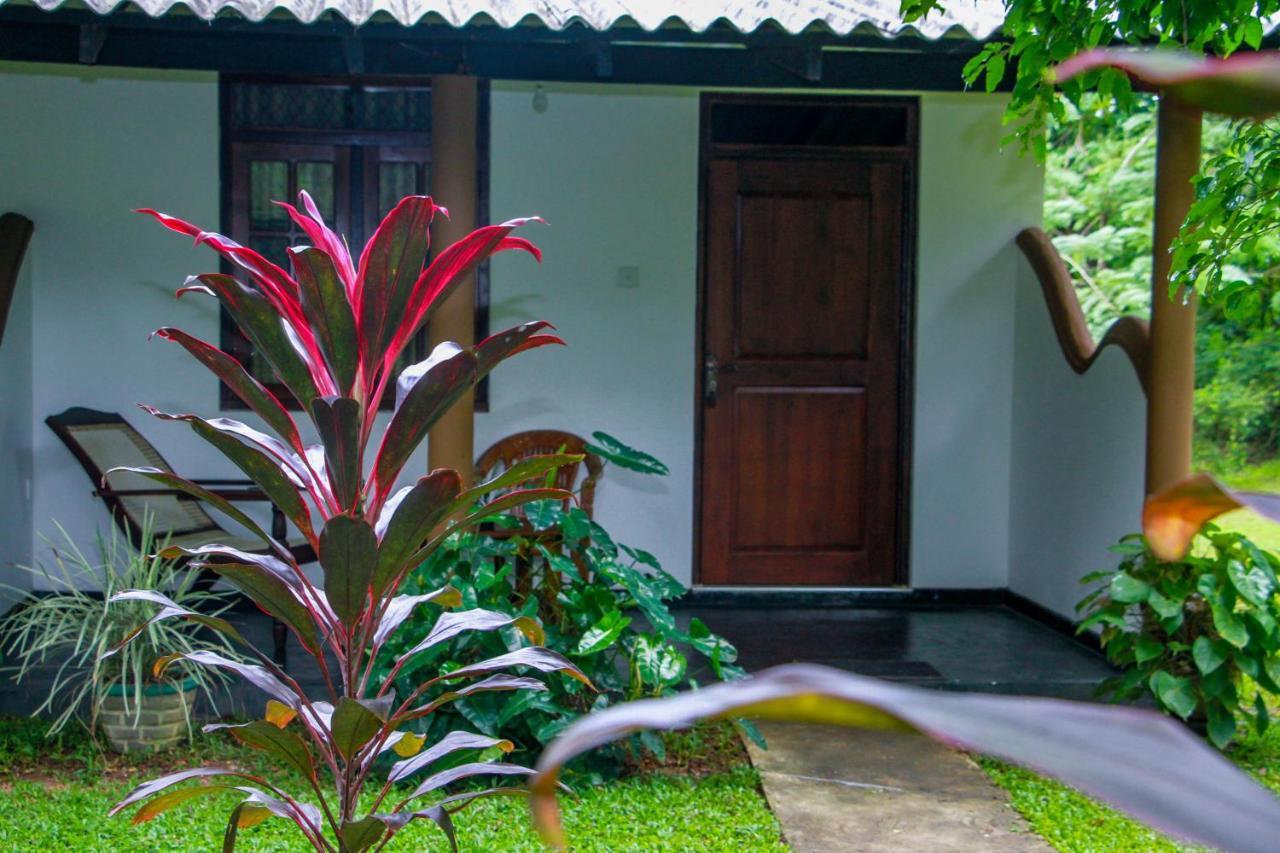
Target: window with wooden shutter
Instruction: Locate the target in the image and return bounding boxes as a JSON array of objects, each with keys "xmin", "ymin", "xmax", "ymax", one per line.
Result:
[{"xmin": 220, "ymin": 75, "xmax": 490, "ymax": 411}]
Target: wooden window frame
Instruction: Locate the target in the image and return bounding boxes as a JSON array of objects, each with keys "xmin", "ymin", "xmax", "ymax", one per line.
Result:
[{"xmin": 218, "ymin": 74, "xmax": 491, "ymax": 411}]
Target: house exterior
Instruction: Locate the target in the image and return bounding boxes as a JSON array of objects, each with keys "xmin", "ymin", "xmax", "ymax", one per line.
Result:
[{"xmin": 0, "ymin": 0, "xmax": 1148, "ymax": 621}]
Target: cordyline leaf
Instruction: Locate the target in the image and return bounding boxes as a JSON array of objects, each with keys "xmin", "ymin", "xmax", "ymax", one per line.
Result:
[
  {"xmin": 441, "ymin": 647, "xmax": 590, "ymax": 687},
  {"xmin": 331, "ymin": 697, "xmax": 387, "ymax": 761},
  {"xmin": 1143, "ymin": 473, "xmax": 1280, "ymax": 561},
  {"xmin": 340, "ymin": 816, "xmax": 387, "ymax": 853},
  {"xmin": 358, "ymin": 196, "xmax": 440, "ymax": 372},
  {"xmin": 376, "ymin": 804, "xmax": 457, "ymax": 853},
  {"xmin": 106, "ymin": 466, "xmax": 280, "ymax": 556},
  {"xmin": 103, "ymin": 590, "xmax": 245, "ymax": 656},
  {"xmin": 132, "ymin": 784, "xmax": 233, "ymax": 824},
  {"xmin": 144, "ymin": 408, "xmax": 314, "ymax": 541},
  {"xmin": 156, "ymin": 650, "xmax": 299, "ymax": 708},
  {"xmin": 266, "ymin": 699, "xmax": 296, "ymax": 728},
  {"xmin": 310, "ymin": 397, "xmax": 362, "ymax": 510},
  {"xmin": 474, "ymin": 321, "xmax": 565, "ymax": 381},
  {"xmin": 399, "ymin": 609, "xmax": 544, "ymax": 661},
  {"xmin": 388, "ymin": 731, "xmax": 514, "ymax": 784},
  {"xmin": 390, "ymin": 731, "xmax": 426, "ymax": 757},
  {"xmin": 528, "ymin": 664, "xmax": 1280, "ymax": 853},
  {"xmin": 179, "ymin": 557, "xmax": 321, "ymax": 652},
  {"xmin": 320, "ymin": 515, "xmax": 378, "ymax": 628},
  {"xmin": 205, "ymin": 720, "xmax": 317, "ymax": 781},
  {"xmin": 276, "ymin": 191, "xmax": 357, "ymax": 297},
  {"xmin": 226, "ymin": 787, "xmax": 324, "ymax": 842},
  {"xmin": 384, "ymin": 218, "xmax": 544, "ymax": 380},
  {"xmin": 111, "ymin": 767, "xmax": 254, "ymax": 816},
  {"xmin": 406, "ymin": 762, "xmax": 535, "ymax": 804},
  {"xmin": 178, "ymin": 273, "xmax": 323, "ymax": 411},
  {"xmin": 401, "ymin": 675, "xmax": 548, "ymax": 723},
  {"xmin": 1054, "ymin": 48, "xmax": 1280, "ymax": 118},
  {"xmin": 372, "ymin": 343, "xmax": 477, "ymax": 498},
  {"xmin": 373, "ymin": 470, "xmax": 464, "ymax": 595},
  {"xmin": 291, "ymin": 247, "xmax": 359, "ymax": 394},
  {"xmin": 399, "ymin": 487, "xmax": 576, "ymax": 569},
  {"xmin": 372, "ymin": 587, "xmax": 463, "ymax": 649},
  {"xmin": 154, "ymin": 327, "xmax": 303, "ymax": 452}
]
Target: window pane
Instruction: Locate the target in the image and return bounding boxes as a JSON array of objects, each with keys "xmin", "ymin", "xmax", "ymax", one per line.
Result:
[
  {"xmin": 249, "ymin": 161, "xmax": 288, "ymax": 230},
  {"xmin": 249, "ymin": 235, "xmax": 292, "ymax": 269},
  {"xmin": 379, "ymin": 162, "xmax": 420, "ymax": 220},
  {"xmin": 297, "ymin": 161, "xmax": 335, "ymax": 221}
]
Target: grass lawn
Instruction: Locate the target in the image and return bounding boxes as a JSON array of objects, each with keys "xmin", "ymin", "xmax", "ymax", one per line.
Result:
[
  {"xmin": 1215, "ymin": 458, "xmax": 1280, "ymax": 552},
  {"xmin": 0, "ymin": 718, "xmax": 785, "ymax": 851}
]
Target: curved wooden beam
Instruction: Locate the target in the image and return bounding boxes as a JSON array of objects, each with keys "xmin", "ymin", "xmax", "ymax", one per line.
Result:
[
  {"xmin": 1016, "ymin": 226, "xmax": 1151, "ymax": 396},
  {"xmin": 0, "ymin": 212, "xmax": 34, "ymax": 352}
]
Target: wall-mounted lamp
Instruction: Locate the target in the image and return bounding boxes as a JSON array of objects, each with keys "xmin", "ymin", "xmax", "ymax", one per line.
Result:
[{"xmin": 532, "ymin": 84, "xmax": 549, "ymax": 114}]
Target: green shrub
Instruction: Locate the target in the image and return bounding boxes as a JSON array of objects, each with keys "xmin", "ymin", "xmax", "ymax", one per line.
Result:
[
  {"xmin": 375, "ymin": 489, "xmax": 750, "ymax": 780},
  {"xmin": 1077, "ymin": 529, "xmax": 1280, "ymax": 747},
  {"xmin": 1194, "ymin": 323, "xmax": 1280, "ymax": 471}
]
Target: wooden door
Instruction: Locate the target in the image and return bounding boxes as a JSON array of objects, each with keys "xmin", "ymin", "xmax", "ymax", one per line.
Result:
[{"xmin": 698, "ymin": 156, "xmax": 907, "ymax": 586}]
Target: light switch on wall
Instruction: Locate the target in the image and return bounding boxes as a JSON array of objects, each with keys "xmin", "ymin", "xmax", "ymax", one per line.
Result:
[{"xmin": 616, "ymin": 266, "xmax": 640, "ymax": 289}]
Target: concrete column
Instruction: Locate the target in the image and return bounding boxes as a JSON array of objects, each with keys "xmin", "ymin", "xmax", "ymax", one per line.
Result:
[
  {"xmin": 428, "ymin": 75, "xmax": 478, "ymax": 486},
  {"xmin": 1146, "ymin": 95, "xmax": 1202, "ymax": 494}
]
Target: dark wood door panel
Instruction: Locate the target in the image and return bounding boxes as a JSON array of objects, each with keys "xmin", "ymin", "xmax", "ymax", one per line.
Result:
[{"xmin": 699, "ymin": 149, "xmax": 907, "ymax": 587}]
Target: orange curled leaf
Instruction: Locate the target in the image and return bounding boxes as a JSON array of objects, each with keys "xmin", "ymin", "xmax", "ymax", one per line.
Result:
[
  {"xmin": 265, "ymin": 699, "xmax": 297, "ymax": 729},
  {"xmin": 1143, "ymin": 473, "xmax": 1280, "ymax": 561}
]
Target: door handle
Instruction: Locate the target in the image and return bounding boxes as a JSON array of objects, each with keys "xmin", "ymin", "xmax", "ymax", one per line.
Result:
[{"xmin": 704, "ymin": 355, "xmax": 719, "ymax": 406}]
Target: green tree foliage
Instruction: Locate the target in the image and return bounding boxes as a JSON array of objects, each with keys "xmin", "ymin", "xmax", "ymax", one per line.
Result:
[{"xmin": 900, "ymin": 0, "xmax": 1279, "ymax": 155}]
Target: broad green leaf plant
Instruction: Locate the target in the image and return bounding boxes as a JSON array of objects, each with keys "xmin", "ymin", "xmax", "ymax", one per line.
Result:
[
  {"xmin": 376, "ymin": 434, "xmax": 747, "ymax": 779},
  {"xmin": 1077, "ymin": 528, "xmax": 1280, "ymax": 747},
  {"xmin": 106, "ymin": 192, "xmax": 590, "ymax": 851}
]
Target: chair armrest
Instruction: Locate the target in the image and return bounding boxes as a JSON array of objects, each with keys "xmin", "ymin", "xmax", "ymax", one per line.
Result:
[
  {"xmin": 96, "ymin": 485, "xmax": 269, "ymax": 501},
  {"xmin": 191, "ymin": 478, "xmax": 257, "ymax": 487}
]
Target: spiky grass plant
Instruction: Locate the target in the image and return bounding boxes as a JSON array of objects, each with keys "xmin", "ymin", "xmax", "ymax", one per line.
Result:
[{"xmin": 1, "ymin": 515, "xmax": 237, "ymax": 739}]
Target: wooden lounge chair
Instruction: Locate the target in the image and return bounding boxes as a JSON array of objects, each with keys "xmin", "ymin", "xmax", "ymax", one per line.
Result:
[
  {"xmin": 46, "ymin": 406, "xmax": 313, "ymax": 666},
  {"xmin": 475, "ymin": 429, "xmax": 603, "ymax": 518}
]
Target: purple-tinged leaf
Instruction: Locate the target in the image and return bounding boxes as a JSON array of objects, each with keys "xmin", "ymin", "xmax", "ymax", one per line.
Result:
[
  {"xmin": 320, "ymin": 515, "xmax": 378, "ymax": 628},
  {"xmin": 399, "ymin": 609, "xmax": 544, "ymax": 661},
  {"xmin": 156, "ymin": 650, "xmax": 299, "ymax": 708},
  {"xmin": 310, "ymin": 396, "xmax": 362, "ymax": 510},
  {"xmin": 375, "ymin": 804, "xmax": 457, "ymax": 852},
  {"xmin": 205, "ymin": 720, "xmax": 317, "ymax": 781},
  {"xmin": 144, "ymin": 408, "xmax": 314, "ymax": 541},
  {"xmin": 339, "ymin": 816, "xmax": 387, "ymax": 853},
  {"xmin": 178, "ymin": 273, "xmax": 323, "ymax": 410},
  {"xmin": 357, "ymin": 196, "xmax": 440, "ymax": 372},
  {"xmin": 400, "ymin": 675, "xmax": 547, "ymax": 723},
  {"xmin": 175, "ymin": 557, "xmax": 321, "ymax": 651},
  {"xmin": 1143, "ymin": 473, "xmax": 1280, "ymax": 561},
  {"xmin": 104, "ymin": 590, "xmax": 245, "ymax": 655},
  {"xmin": 371, "ymin": 343, "xmax": 477, "ymax": 499},
  {"xmin": 131, "ymin": 784, "xmax": 233, "ymax": 824},
  {"xmin": 291, "ymin": 248, "xmax": 359, "ymax": 395},
  {"xmin": 442, "ymin": 648, "xmax": 589, "ymax": 686},
  {"xmin": 372, "ymin": 587, "xmax": 462, "ymax": 649},
  {"xmin": 388, "ymin": 731, "xmax": 514, "ymax": 784},
  {"xmin": 331, "ymin": 697, "xmax": 386, "ymax": 761},
  {"xmin": 110, "ymin": 767, "xmax": 252, "ymax": 816},
  {"xmin": 276, "ymin": 191, "xmax": 357, "ymax": 297},
  {"xmin": 154, "ymin": 327, "xmax": 303, "ymax": 452},
  {"xmin": 373, "ymin": 470, "xmax": 463, "ymax": 595},
  {"xmin": 228, "ymin": 787, "xmax": 324, "ymax": 839},
  {"xmin": 405, "ymin": 762, "xmax": 535, "ymax": 804},
  {"xmin": 105, "ymin": 466, "xmax": 281, "ymax": 556},
  {"xmin": 529, "ymin": 663, "xmax": 1280, "ymax": 853},
  {"xmin": 474, "ymin": 321, "xmax": 566, "ymax": 382},
  {"xmin": 384, "ymin": 218, "xmax": 543, "ymax": 379},
  {"xmin": 1054, "ymin": 48, "xmax": 1280, "ymax": 118}
]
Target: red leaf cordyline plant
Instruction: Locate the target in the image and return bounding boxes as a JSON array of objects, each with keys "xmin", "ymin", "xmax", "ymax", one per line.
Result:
[{"xmin": 106, "ymin": 191, "xmax": 590, "ymax": 851}]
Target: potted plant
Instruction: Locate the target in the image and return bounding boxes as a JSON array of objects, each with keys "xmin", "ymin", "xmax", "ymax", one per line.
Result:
[{"xmin": 2, "ymin": 514, "xmax": 237, "ymax": 752}]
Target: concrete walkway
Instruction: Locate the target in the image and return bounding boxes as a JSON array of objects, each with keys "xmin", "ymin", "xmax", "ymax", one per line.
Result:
[{"xmin": 746, "ymin": 721, "xmax": 1051, "ymax": 852}]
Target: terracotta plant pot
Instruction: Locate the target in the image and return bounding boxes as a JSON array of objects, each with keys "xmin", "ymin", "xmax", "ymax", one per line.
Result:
[{"xmin": 100, "ymin": 678, "xmax": 197, "ymax": 753}]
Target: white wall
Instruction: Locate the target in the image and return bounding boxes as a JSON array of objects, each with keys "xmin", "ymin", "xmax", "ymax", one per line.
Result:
[
  {"xmin": 1007, "ymin": 257, "xmax": 1147, "ymax": 617},
  {"xmin": 910, "ymin": 93, "xmax": 1044, "ymax": 588},
  {"xmin": 0, "ymin": 230, "xmax": 34, "ymax": 605},
  {"xmin": 1, "ymin": 66, "xmax": 1079, "ymax": 598}
]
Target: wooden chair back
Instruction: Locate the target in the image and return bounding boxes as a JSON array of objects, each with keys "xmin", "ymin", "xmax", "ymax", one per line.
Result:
[{"xmin": 474, "ymin": 430, "xmax": 603, "ymax": 518}]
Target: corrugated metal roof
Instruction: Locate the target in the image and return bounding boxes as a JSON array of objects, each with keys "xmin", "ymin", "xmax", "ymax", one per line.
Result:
[{"xmin": 8, "ymin": 0, "xmax": 1009, "ymax": 37}]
